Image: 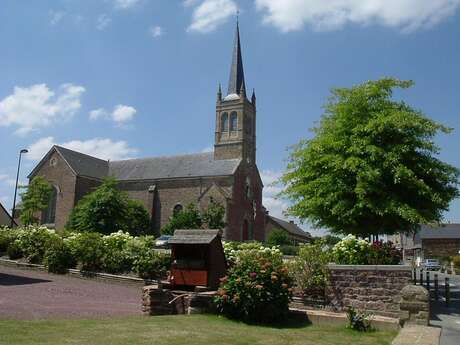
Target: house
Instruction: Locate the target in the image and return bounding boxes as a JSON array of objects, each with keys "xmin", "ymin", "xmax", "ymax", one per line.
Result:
[
  {"xmin": 0, "ymin": 202, "xmax": 15, "ymax": 227},
  {"xmin": 265, "ymin": 215, "xmax": 312, "ymax": 245},
  {"xmin": 396, "ymin": 223, "xmax": 460, "ymax": 260}
]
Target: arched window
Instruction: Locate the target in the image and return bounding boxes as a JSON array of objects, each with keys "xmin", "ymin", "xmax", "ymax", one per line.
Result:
[
  {"xmin": 242, "ymin": 219, "xmax": 249, "ymax": 241},
  {"xmin": 221, "ymin": 112, "xmax": 229, "ymax": 132},
  {"xmin": 42, "ymin": 186, "xmax": 58, "ymax": 224},
  {"xmin": 173, "ymin": 204, "xmax": 183, "ymax": 216},
  {"xmin": 230, "ymin": 112, "xmax": 238, "ymax": 131},
  {"xmin": 245, "ymin": 177, "xmax": 251, "ymax": 200}
]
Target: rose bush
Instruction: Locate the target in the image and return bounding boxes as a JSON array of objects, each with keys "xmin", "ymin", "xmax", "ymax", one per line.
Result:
[{"xmin": 215, "ymin": 244, "xmax": 293, "ymax": 323}]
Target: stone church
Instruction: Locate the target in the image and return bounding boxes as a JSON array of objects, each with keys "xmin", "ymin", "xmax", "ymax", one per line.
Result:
[{"xmin": 27, "ymin": 24, "xmax": 310, "ymax": 242}]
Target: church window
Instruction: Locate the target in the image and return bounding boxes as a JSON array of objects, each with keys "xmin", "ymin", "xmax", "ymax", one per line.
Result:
[
  {"xmin": 50, "ymin": 158, "xmax": 57, "ymax": 167},
  {"xmin": 42, "ymin": 185, "xmax": 58, "ymax": 224},
  {"xmin": 245, "ymin": 177, "xmax": 251, "ymax": 200},
  {"xmin": 230, "ymin": 112, "xmax": 238, "ymax": 131},
  {"xmin": 173, "ymin": 204, "xmax": 183, "ymax": 215},
  {"xmin": 221, "ymin": 113, "xmax": 229, "ymax": 132}
]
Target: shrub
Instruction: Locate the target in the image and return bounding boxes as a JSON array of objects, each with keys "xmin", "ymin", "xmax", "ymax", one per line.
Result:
[
  {"xmin": 161, "ymin": 203, "xmax": 202, "ymax": 235},
  {"xmin": 266, "ymin": 229, "xmax": 291, "ymax": 247},
  {"xmin": 126, "ymin": 236, "xmax": 170, "ymax": 279},
  {"xmin": 19, "ymin": 176, "xmax": 53, "ymax": 226},
  {"xmin": 7, "ymin": 240, "xmax": 23, "ymax": 260},
  {"xmin": 15, "ymin": 226, "xmax": 59, "ymax": 263},
  {"xmin": 291, "ymin": 240, "xmax": 332, "ymax": 295},
  {"xmin": 279, "ymin": 245, "xmax": 299, "ymax": 256},
  {"xmin": 453, "ymin": 255, "xmax": 460, "ymax": 268},
  {"xmin": 0, "ymin": 227, "xmax": 17, "ymax": 253},
  {"xmin": 367, "ymin": 241, "xmax": 401, "ymax": 265},
  {"xmin": 66, "ymin": 178, "xmax": 150, "ymax": 236},
  {"xmin": 332, "ymin": 235, "xmax": 371, "ymax": 265},
  {"xmin": 66, "ymin": 232, "xmax": 105, "ymax": 271},
  {"xmin": 215, "ymin": 245, "xmax": 293, "ymax": 323},
  {"xmin": 43, "ymin": 237, "xmax": 76, "ymax": 274},
  {"xmin": 346, "ymin": 307, "xmax": 373, "ymax": 332},
  {"xmin": 102, "ymin": 231, "xmax": 132, "ymax": 274}
]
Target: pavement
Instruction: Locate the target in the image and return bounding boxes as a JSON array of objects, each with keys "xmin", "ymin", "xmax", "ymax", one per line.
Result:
[
  {"xmin": 0, "ymin": 266, "xmax": 142, "ymax": 319},
  {"xmin": 428, "ymin": 271, "xmax": 460, "ymax": 345},
  {"xmin": 392, "ymin": 325, "xmax": 441, "ymax": 345}
]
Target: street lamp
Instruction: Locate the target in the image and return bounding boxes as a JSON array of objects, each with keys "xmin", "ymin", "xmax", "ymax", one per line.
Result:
[{"xmin": 11, "ymin": 149, "xmax": 28, "ymax": 228}]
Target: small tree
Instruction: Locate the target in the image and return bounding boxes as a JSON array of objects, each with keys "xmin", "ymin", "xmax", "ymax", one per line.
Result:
[
  {"xmin": 66, "ymin": 178, "xmax": 150, "ymax": 235},
  {"xmin": 161, "ymin": 203, "xmax": 202, "ymax": 235},
  {"xmin": 202, "ymin": 198, "xmax": 226, "ymax": 229},
  {"xmin": 281, "ymin": 78, "xmax": 459, "ymax": 237},
  {"xmin": 266, "ymin": 229, "xmax": 291, "ymax": 247},
  {"xmin": 19, "ymin": 176, "xmax": 53, "ymax": 225}
]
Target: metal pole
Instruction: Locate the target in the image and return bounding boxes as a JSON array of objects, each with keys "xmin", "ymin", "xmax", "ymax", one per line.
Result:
[
  {"xmin": 11, "ymin": 150, "xmax": 27, "ymax": 228},
  {"xmin": 434, "ymin": 274, "xmax": 438, "ymax": 301},
  {"xmin": 420, "ymin": 269, "xmax": 424, "ymax": 286},
  {"xmin": 426, "ymin": 271, "xmax": 430, "ymax": 291},
  {"xmin": 445, "ymin": 277, "xmax": 450, "ymax": 307},
  {"xmin": 413, "ymin": 268, "xmax": 417, "ymax": 285}
]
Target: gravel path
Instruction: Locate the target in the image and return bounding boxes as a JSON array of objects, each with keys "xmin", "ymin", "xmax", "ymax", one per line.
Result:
[{"xmin": 0, "ymin": 266, "xmax": 142, "ymax": 320}]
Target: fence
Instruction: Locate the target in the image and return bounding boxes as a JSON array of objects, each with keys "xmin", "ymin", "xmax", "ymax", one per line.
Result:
[{"xmin": 412, "ymin": 268, "xmax": 451, "ymax": 307}]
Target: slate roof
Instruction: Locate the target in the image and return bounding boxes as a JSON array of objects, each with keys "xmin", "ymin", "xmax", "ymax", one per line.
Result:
[
  {"xmin": 268, "ymin": 216, "xmax": 312, "ymax": 240},
  {"xmin": 108, "ymin": 152, "xmax": 240, "ymax": 181},
  {"xmin": 169, "ymin": 229, "xmax": 222, "ymax": 244},
  {"xmin": 55, "ymin": 146, "xmax": 109, "ymax": 179},
  {"xmin": 0, "ymin": 201, "xmax": 15, "ymax": 226},
  {"xmin": 418, "ymin": 224, "xmax": 460, "ymax": 240},
  {"xmin": 227, "ymin": 21, "xmax": 246, "ymax": 97}
]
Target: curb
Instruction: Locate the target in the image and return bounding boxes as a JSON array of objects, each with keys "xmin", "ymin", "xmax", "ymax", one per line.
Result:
[{"xmin": 0, "ymin": 258, "xmax": 156, "ymax": 287}]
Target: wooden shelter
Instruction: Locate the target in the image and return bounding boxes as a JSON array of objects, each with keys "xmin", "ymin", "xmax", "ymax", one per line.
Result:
[{"xmin": 168, "ymin": 229, "xmax": 227, "ymax": 290}]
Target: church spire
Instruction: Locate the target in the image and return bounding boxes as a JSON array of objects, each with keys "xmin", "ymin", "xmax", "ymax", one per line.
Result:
[{"xmin": 227, "ymin": 20, "xmax": 246, "ymax": 98}]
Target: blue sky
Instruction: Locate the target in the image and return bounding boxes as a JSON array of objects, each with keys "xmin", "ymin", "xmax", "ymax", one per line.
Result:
[{"xmin": 1, "ymin": 0, "xmax": 460, "ymax": 235}]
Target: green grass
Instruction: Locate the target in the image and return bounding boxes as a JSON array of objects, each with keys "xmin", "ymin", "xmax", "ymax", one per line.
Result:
[{"xmin": 0, "ymin": 314, "xmax": 396, "ymax": 345}]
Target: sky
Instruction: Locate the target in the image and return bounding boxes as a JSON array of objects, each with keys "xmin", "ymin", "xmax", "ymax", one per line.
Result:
[{"xmin": 1, "ymin": 0, "xmax": 460, "ymax": 236}]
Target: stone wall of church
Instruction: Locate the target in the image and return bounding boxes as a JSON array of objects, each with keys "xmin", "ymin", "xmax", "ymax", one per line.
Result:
[
  {"xmin": 30, "ymin": 151, "xmax": 77, "ymax": 231},
  {"xmin": 118, "ymin": 176, "xmax": 233, "ymax": 236}
]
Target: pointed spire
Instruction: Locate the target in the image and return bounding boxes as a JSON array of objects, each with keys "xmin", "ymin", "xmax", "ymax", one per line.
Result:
[
  {"xmin": 227, "ymin": 19, "xmax": 246, "ymax": 98},
  {"xmin": 251, "ymin": 88, "xmax": 256, "ymax": 106}
]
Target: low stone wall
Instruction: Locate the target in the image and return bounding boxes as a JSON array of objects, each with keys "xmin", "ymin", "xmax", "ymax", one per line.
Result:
[
  {"xmin": 142, "ymin": 284, "xmax": 217, "ymax": 316},
  {"xmin": 327, "ymin": 264, "xmax": 412, "ymax": 318}
]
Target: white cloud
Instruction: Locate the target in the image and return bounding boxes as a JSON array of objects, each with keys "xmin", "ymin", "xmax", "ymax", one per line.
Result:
[
  {"xmin": 89, "ymin": 104, "xmax": 136, "ymax": 125},
  {"xmin": 49, "ymin": 10, "xmax": 66, "ymax": 25},
  {"xmin": 255, "ymin": 0, "xmax": 460, "ymax": 32},
  {"xmin": 96, "ymin": 14, "xmax": 112, "ymax": 30},
  {"xmin": 261, "ymin": 169, "xmax": 288, "ymax": 219},
  {"xmin": 0, "ymin": 83, "xmax": 85, "ymax": 135},
  {"xmin": 113, "ymin": 0, "xmax": 141, "ymax": 9},
  {"xmin": 183, "ymin": 0, "xmax": 201, "ymax": 7},
  {"xmin": 149, "ymin": 25, "xmax": 164, "ymax": 38},
  {"xmin": 89, "ymin": 108, "xmax": 108, "ymax": 121},
  {"xmin": 201, "ymin": 146, "xmax": 213, "ymax": 153},
  {"xmin": 188, "ymin": 0, "xmax": 238, "ymax": 33},
  {"xmin": 112, "ymin": 105, "xmax": 136, "ymax": 123},
  {"xmin": 27, "ymin": 137, "xmax": 138, "ymax": 161}
]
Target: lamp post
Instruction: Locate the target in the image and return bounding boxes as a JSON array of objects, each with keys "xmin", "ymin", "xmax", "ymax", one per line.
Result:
[{"xmin": 10, "ymin": 149, "xmax": 28, "ymax": 228}]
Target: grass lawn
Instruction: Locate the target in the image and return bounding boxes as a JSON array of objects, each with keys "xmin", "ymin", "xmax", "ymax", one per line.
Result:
[{"xmin": 0, "ymin": 314, "xmax": 396, "ymax": 345}]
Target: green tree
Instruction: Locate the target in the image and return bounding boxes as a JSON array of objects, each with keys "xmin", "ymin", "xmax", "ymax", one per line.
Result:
[
  {"xmin": 266, "ymin": 229, "xmax": 291, "ymax": 246},
  {"xmin": 19, "ymin": 176, "xmax": 53, "ymax": 225},
  {"xmin": 202, "ymin": 198, "xmax": 226, "ymax": 229},
  {"xmin": 281, "ymin": 78, "xmax": 459, "ymax": 237},
  {"xmin": 66, "ymin": 178, "xmax": 150, "ymax": 235},
  {"xmin": 161, "ymin": 203, "xmax": 202, "ymax": 235}
]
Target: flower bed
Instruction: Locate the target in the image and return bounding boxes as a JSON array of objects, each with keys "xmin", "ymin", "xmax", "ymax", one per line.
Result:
[{"xmin": 0, "ymin": 226, "xmax": 170, "ymax": 279}]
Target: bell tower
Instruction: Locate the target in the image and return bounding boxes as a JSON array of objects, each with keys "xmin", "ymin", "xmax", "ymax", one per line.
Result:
[{"xmin": 214, "ymin": 21, "xmax": 256, "ymax": 165}]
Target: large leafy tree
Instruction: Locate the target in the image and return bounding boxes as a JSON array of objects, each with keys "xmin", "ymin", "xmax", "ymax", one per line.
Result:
[
  {"xmin": 66, "ymin": 178, "xmax": 150, "ymax": 235},
  {"xmin": 281, "ymin": 78, "xmax": 459, "ymax": 237},
  {"xmin": 19, "ymin": 176, "xmax": 53, "ymax": 225}
]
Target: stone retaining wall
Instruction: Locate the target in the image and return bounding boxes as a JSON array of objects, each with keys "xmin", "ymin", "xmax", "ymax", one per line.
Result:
[{"xmin": 327, "ymin": 264, "xmax": 412, "ymax": 318}]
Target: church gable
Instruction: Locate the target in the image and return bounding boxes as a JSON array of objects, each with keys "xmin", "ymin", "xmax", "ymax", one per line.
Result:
[{"xmin": 198, "ymin": 183, "xmax": 232, "ymax": 209}]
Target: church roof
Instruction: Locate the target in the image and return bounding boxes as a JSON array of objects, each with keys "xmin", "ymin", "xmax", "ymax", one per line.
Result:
[
  {"xmin": 227, "ymin": 21, "xmax": 246, "ymax": 98},
  {"xmin": 267, "ymin": 215, "xmax": 312, "ymax": 240},
  {"xmin": 55, "ymin": 146, "xmax": 109, "ymax": 179},
  {"xmin": 109, "ymin": 152, "xmax": 240, "ymax": 181}
]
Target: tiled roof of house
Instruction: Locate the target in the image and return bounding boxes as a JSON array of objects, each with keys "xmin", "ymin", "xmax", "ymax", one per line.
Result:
[
  {"xmin": 0, "ymin": 201, "xmax": 15, "ymax": 226},
  {"xmin": 268, "ymin": 216, "xmax": 312, "ymax": 239},
  {"xmin": 108, "ymin": 152, "xmax": 240, "ymax": 181},
  {"xmin": 418, "ymin": 224, "xmax": 460, "ymax": 239}
]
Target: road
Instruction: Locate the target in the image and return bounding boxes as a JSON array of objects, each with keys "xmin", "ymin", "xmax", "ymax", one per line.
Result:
[{"xmin": 0, "ymin": 266, "xmax": 142, "ymax": 320}]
